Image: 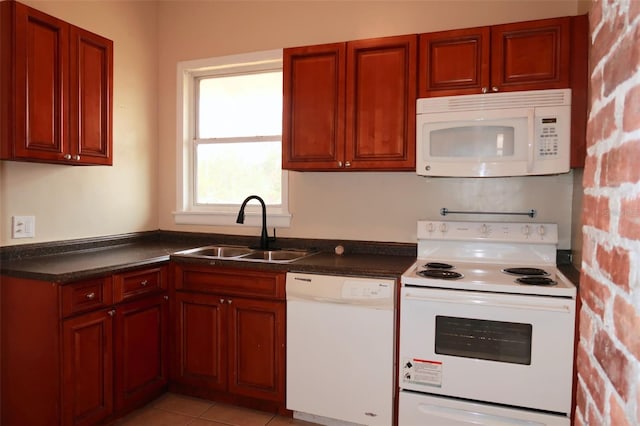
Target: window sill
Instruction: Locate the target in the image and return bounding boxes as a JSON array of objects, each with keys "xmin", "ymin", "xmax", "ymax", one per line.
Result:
[{"xmin": 173, "ymin": 210, "xmax": 292, "ymax": 228}]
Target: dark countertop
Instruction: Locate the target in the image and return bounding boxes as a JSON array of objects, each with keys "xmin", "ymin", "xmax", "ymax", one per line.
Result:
[
  {"xmin": 0, "ymin": 232, "xmax": 417, "ymax": 283},
  {"xmin": 0, "ymin": 241, "xmax": 198, "ymax": 282},
  {"xmin": 0, "ymin": 230, "xmax": 579, "ymax": 287}
]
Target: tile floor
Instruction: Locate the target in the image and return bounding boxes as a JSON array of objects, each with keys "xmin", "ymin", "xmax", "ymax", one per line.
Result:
[{"xmin": 115, "ymin": 392, "xmax": 317, "ymax": 426}]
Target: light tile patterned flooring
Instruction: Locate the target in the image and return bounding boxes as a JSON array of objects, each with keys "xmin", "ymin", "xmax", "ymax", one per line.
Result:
[{"xmin": 115, "ymin": 393, "xmax": 317, "ymax": 426}]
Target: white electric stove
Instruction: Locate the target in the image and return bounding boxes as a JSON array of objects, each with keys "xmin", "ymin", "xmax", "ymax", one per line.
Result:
[{"xmin": 399, "ymin": 220, "xmax": 577, "ymax": 426}]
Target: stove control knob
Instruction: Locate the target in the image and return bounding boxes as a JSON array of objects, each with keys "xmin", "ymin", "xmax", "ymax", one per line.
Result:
[
  {"xmin": 538, "ymin": 225, "xmax": 546, "ymax": 237},
  {"xmin": 427, "ymin": 223, "xmax": 435, "ymax": 233},
  {"xmin": 480, "ymin": 224, "xmax": 489, "ymax": 235},
  {"xmin": 440, "ymin": 223, "xmax": 448, "ymax": 233},
  {"xmin": 522, "ymin": 225, "xmax": 530, "ymax": 236}
]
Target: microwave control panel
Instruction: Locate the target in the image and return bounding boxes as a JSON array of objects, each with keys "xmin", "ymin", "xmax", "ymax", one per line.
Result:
[{"xmin": 536, "ymin": 117, "xmax": 560, "ymax": 158}]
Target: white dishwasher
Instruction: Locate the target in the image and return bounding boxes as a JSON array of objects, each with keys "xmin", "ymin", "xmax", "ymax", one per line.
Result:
[{"xmin": 286, "ymin": 272, "xmax": 395, "ymax": 426}]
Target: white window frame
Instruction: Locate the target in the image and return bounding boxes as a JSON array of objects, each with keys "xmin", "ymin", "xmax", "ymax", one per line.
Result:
[{"xmin": 174, "ymin": 49, "xmax": 291, "ymax": 227}]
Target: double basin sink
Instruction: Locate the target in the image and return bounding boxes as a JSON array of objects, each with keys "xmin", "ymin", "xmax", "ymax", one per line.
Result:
[{"xmin": 173, "ymin": 245, "xmax": 317, "ymax": 263}]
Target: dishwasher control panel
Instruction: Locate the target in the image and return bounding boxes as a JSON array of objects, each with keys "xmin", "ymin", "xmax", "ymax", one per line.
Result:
[
  {"xmin": 286, "ymin": 272, "xmax": 395, "ymax": 308},
  {"xmin": 342, "ymin": 280, "xmax": 392, "ymax": 300}
]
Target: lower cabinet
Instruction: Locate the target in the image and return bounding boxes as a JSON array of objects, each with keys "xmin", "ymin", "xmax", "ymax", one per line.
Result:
[
  {"xmin": 1, "ymin": 265, "xmax": 168, "ymax": 425},
  {"xmin": 171, "ymin": 263, "xmax": 286, "ymax": 412},
  {"xmin": 62, "ymin": 309, "xmax": 114, "ymax": 426}
]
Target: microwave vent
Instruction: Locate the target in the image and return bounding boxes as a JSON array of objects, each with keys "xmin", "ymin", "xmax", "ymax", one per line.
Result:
[{"xmin": 417, "ymin": 88, "xmax": 571, "ymax": 114}]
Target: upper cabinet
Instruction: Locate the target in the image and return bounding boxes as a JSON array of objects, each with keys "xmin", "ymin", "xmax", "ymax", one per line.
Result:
[
  {"xmin": 418, "ymin": 17, "xmax": 570, "ymax": 97},
  {"xmin": 0, "ymin": 1, "xmax": 113, "ymax": 165},
  {"xmin": 283, "ymin": 35, "xmax": 416, "ymax": 171}
]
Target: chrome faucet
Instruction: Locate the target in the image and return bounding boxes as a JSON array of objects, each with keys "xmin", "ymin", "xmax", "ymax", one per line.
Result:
[{"xmin": 236, "ymin": 195, "xmax": 275, "ymax": 250}]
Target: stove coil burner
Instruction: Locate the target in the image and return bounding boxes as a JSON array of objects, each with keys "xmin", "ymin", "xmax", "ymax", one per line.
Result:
[
  {"xmin": 503, "ymin": 267, "xmax": 549, "ymax": 276},
  {"xmin": 516, "ymin": 276, "xmax": 557, "ymax": 286},
  {"xmin": 424, "ymin": 262, "xmax": 454, "ymax": 270},
  {"xmin": 417, "ymin": 269, "xmax": 463, "ymax": 280}
]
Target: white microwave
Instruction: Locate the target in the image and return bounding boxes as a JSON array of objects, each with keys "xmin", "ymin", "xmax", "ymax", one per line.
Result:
[{"xmin": 416, "ymin": 88, "xmax": 571, "ymax": 177}]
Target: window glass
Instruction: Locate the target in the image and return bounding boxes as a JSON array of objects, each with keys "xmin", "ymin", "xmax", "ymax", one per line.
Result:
[
  {"xmin": 175, "ymin": 50, "xmax": 290, "ymax": 226},
  {"xmin": 197, "ymin": 71, "xmax": 282, "ymax": 138},
  {"xmin": 195, "ymin": 140, "xmax": 282, "ymax": 205}
]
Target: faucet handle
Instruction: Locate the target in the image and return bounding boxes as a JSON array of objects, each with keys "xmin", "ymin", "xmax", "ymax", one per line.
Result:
[{"xmin": 270, "ymin": 227, "xmax": 277, "ymax": 242}]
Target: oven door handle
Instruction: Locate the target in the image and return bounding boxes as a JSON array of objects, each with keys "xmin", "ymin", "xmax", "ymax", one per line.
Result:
[
  {"xmin": 416, "ymin": 402, "xmax": 542, "ymax": 425},
  {"xmin": 403, "ymin": 292, "xmax": 573, "ymax": 313}
]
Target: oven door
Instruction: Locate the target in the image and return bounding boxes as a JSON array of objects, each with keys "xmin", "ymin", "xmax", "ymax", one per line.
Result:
[{"xmin": 399, "ymin": 286, "xmax": 575, "ymax": 414}]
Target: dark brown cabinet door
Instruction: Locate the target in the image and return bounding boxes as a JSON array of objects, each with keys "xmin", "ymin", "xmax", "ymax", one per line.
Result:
[
  {"xmin": 227, "ymin": 297, "xmax": 285, "ymax": 402},
  {"xmin": 418, "ymin": 27, "xmax": 490, "ymax": 97},
  {"xmin": 283, "ymin": 43, "xmax": 346, "ymax": 170},
  {"xmin": 69, "ymin": 26, "xmax": 113, "ymax": 165},
  {"xmin": 62, "ymin": 309, "xmax": 113, "ymax": 426},
  {"xmin": 9, "ymin": 2, "xmax": 68, "ymax": 162},
  {"xmin": 491, "ymin": 17, "xmax": 570, "ymax": 92},
  {"xmin": 173, "ymin": 292, "xmax": 227, "ymax": 391},
  {"xmin": 114, "ymin": 295, "xmax": 168, "ymax": 412},
  {"xmin": 346, "ymin": 35, "xmax": 416, "ymax": 170},
  {"xmin": 419, "ymin": 17, "xmax": 570, "ymax": 97},
  {"xmin": 0, "ymin": 1, "xmax": 112, "ymax": 165}
]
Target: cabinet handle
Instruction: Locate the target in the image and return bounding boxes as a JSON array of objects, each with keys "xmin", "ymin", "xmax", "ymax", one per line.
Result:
[
  {"xmin": 345, "ymin": 161, "xmax": 351, "ymax": 167},
  {"xmin": 85, "ymin": 292, "xmax": 96, "ymax": 300},
  {"xmin": 482, "ymin": 87, "xmax": 488, "ymax": 93},
  {"xmin": 107, "ymin": 310, "xmax": 116, "ymax": 317},
  {"xmin": 73, "ymin": 155, "xmax": 81, "ymax": 161},
  {"xmin": 140, "ymin": 280, "xmax": 148, "ymax": 287},
  {"xmin": 63, "ymin": 154, "xmax": 72, "ymax": 160},
  {"xmin": 492, "ymin": 86, "xmax": 499, "ymax": 92},
  {"xmin": 337, "ymin": 161, "xmax": 343, "ymax": 167}
]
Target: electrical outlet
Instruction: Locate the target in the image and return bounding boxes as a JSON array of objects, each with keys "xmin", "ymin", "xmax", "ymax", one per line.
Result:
[{"xmin": 12, "ymin": 215, "xmax": 35, "ymax": 239}]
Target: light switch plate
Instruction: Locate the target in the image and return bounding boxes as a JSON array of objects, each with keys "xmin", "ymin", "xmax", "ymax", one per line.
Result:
[{"xmin": 12, "ymin": 215, "xmax": 35, "ymax": 239}]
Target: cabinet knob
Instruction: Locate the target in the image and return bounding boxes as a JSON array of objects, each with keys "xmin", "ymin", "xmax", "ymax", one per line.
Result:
[
  {"xmin": 492, "ymin": 86, "xmax": 499, "ymax": 92},
  {"xmin": 85, "ymin": 292, "xmax": 96, "ymax": 300},
  {"xmin": 164, "ymin": 295, "xmax": 169, "ymax": 300},
  {"xmin": 220, "ymin": 298, "xmax": 225, "ymax": 304},
  {"xmin": 227, "ymin": 299, "xmax": 232, "ymax": 304},
  {"xmin": 74, "ymin": 155, "xmax": 81, "ymax": 161},
  {"xmin": 337, "ymin": 161, "xmax": 343, "ymax": 167},
  {"xmin": 482, "ymin": 87, "xmax": 488, "ymax": 93},
  {"xmin": 344, "ymin": 161, "xmax": 351, "ymax": 167},
  {"xmin": 63, "ymin": 154, "xmax": 72, "ymax": 160},
  {"xmin": 107, "ymin": 310, "xmax": 116, "ymax": 317},
  {"xmin": 140, "ymin": 280, "xmax": 148, "ymax": 287}
]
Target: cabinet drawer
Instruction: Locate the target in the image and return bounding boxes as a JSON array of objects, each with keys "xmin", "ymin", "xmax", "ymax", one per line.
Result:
[
  {"xmin": 174, "ymin": 264, "xmax": 285, "ymax": 300},
  {"xmin": 61, "ymin": 277, "xmax": 113, "ymax": 317},
  {"xmin": 113, "ymin": 266, "xmax": 166, "ymax": 303}
]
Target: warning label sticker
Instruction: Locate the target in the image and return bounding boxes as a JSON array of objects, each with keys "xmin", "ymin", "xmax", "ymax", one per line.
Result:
[{"xmin": 401, "ymin": 358, "xmax": 442, "ymax": 387}]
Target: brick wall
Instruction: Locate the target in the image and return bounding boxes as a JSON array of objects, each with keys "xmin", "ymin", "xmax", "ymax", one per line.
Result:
[{"xmin": 576, "ymin": 1, "xmax": 640, "ymax": 425}]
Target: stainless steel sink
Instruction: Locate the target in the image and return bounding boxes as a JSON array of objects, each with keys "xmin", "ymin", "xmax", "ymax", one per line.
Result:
[
  {"xmin": 173, "ymin": 245, "xmax": 316, "ymax": 263},
  {"xmin": 174, "ymin": 245, "xmax": 254, "ymax": 258},
  {"xmin": 241, "ymin": 249, "xmax": 313, "ymax": 263}
]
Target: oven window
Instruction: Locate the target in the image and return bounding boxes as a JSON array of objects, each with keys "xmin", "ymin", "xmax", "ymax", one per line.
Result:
[{"xmin": 435, "ymin": 316, "xmax": 532, "ymax": 365}]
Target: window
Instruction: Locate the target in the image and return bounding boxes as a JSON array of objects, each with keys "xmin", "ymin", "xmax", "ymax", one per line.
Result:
[{"xmin": 175, "ymin": 50, "xmax": 290, "ymax": 227}]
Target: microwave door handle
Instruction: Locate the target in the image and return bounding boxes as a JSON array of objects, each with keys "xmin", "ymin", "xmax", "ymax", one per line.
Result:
[
  {"xmin": 403, "ymin": 293, "xmax": 573, "ymax": 313},
  {"xmin": 416, "ymin": 403, "xmax": 541, "ymax": 426},
  {"xmin": 527, "ymin": 108, "xmax": 535, "ymax": 173}
]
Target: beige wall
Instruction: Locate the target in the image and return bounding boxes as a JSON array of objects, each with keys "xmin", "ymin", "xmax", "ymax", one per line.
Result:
[
  {"xmin": 0, "ymin": 0, "xmax": 158, "ymax": 246},
  {"xmin": 157, "ymin": 0, "xmax": 581, "ymax": 248},
  {"xmin": 1, "ymin": 0, "xmax": 584, "ymax": 249}
]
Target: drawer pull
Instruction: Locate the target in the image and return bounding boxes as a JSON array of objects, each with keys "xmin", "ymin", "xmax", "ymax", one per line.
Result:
[
  {"xmin": 85, "ymin": 292, "xmax": 96, "ymax": 300},
  {"xmin": 140, "ymin": 280, "xmax": 148, "ymax": 287}
]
